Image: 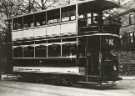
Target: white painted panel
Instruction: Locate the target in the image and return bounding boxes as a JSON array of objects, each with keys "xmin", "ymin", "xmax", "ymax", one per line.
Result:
[
  {"xmin": 22, "ymin": 29, "xmax": 34, "ymax": 39},
  {"xmin": 46, "ymin": 25, "xmax": 60, "ymax": 37},
  {"xmin": 12, "ymin": 27, "xmax": 46, "ymax": 41},
  {"xmin": 34, "ymin": 27, "xmax": 46, "ymax": 38},
  {"xmin": 12, "ymin": 29, "xmax": 34, "ymax": 40},
  {"xmin": 13, "ymin": 66, "xmax": 82, "ymax": 75},
  {"xmin": 12, "ymin": 31, "xmax": 23, "ymax": 41},
  {"xmin": 61, "ymin": 22, "xmax": 77, "ymax": 36}
]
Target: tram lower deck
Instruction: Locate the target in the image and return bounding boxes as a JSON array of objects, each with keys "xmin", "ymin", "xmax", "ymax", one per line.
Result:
[{"xmin": 12, "ymin": 34, "xmax": 121, "ymax": 85}]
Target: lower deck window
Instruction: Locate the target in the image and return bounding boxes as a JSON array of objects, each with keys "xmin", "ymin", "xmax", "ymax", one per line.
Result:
[
  {"xmin": 48, "ymin": 44, "xmax": 61, "ymax": 57},
  {"xmin": 24, "ymin": 46, "xmax": 34, "ymax": 57},
  {"xmin": 13, "ymin": 47, "xmax": 23, "ymax": 57},
  {"xmin": 62, "ymin": 43, "xmax": 77, "ymax": 57},
  {"xmin": 35, "ymin": 45, "xmax": 46, "ymax": 57}
]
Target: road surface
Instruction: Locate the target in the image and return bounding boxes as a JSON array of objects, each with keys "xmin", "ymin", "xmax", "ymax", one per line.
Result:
[{"xmin": 0, "ymin": 80, "xmax": 135, "ymax": 96}]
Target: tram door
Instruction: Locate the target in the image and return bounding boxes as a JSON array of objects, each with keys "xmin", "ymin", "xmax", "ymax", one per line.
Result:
[{"xmin": 86, "ymin": 37, "xmax": 100, "ymax": 76}]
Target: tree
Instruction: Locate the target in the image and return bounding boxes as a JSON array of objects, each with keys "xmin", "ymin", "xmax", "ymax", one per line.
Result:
[
  {"xmin": 0, "ymin": 0, "xmax": 22, "ymax": 73},
  {"xmin": 0, "ymin": 0, "xmax": 25, "ymax": 18}
]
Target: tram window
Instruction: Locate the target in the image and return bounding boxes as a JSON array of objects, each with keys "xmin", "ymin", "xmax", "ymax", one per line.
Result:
[
  {"xmin": 79, "ymin": 14, "xmax": 85, "ymax": 19},
  {"xmin": 87, "ymin": 13, "xmax": 91, "ymax": 18},
  {"xmin": 23, "ymin": 15, "xmax": 34, "ymax": 28},
  {"xmin": 47, "ymin": 9, "xmax": 60, "ymax": 24},
  {"xmin": 78, "ymin": 12, "xmax": 99, "ymax": 27},
  {"xmin": 88, "ymin": 12, "xmax": 102, "ymax": 25},
  {"xmin": 62, "ymin": 43, "xmax": 77, "ymax": 57},
  {"xmin": 34, "ymin": 12, "xmax": 46, "ymax": 26},
  {"xmin": 93, "ymin": 13, "xmax": 98, "ymax": 24},
  {"xmin": 87, "ymin": 13, "xmax": 98, "ymax": 25},
  {"xmin": 129, "ymin": 32, "xmax": 134, "ymax": 43},
  {"xmin": 78, "ymin": 13, "xmax": 87, "ymax": 27},
  {"xmin": 61, "ymin": 5, "xmax": 76, "ymax": 22},
  {"xmin": 13, "ymin": 19, "xmax": 17, "ymax": 30},
  {"xmin": 13, "ymin": 47, "xmax": 23, "ymax": 57},
  {"xmin": 24, "ymin": 46, "xmax": 34, "ymax": 57},
  {"xmin": 35, "ymin": 45, "xmax": 46, "ymax": 57},
  {"xmin": 128, "ymin": 32, "xmax": 135, "ymax": 50},
  {"xmin": 48, "ymin": 44, "xmax": 61, "ymax": 57},
  {"xmin": 13, "ymin": 17, "xmax": 23, "ymax": 30},
  {"xmin": 78, "ymin": 7, "xmax": 87, "ymax": 20},
  {"xmin": 87, "ymin": 13, "xmax": 92, "ymax": 25}
]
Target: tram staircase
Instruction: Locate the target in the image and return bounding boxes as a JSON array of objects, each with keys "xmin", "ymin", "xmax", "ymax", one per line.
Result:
[{"xmin": 119, "ymin": 51, "xmax": 135, "ymax": 75}]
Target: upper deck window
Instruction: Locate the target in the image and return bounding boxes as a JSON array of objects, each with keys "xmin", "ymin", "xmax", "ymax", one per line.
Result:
[
  {"xmin": 61, "ymin": 5, "xmax": 76, "ymax": 22},
  {"xmin": 23, "ymin": 15, "xmax": 34, "ymax": 28},
  {"xmin": 34, "ymin": 12, "xmax": 46, "ymax": 26},
  {"xmin": 87, "ymin": 13, "xmax": 100, "ymax": 25},
  {"xmin": 47, "ymin": 9, "xmax": 60, "ymax": 24},
  {"xmin": 13, "ymin": 17, "xmax": 23, "ymax": 30},
  {"xmin": 78, "ymin": 12, "xmax": 99, "ymax": 28}
]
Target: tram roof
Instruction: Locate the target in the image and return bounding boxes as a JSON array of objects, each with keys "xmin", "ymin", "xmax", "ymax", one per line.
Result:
[{"xmin": 79, "ymin": 0, "xmax": 120, "ymax": 12}]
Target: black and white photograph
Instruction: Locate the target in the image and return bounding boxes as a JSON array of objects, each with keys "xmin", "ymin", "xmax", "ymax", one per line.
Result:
[{"xmin": 0, "ymin": 0, "xmax": 135, "ymax": 96}]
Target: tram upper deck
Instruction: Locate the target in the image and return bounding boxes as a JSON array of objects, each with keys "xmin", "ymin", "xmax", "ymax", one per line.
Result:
[{"xmin": 7, "ymin": 0, "xmax": 120, "ymax": 41}]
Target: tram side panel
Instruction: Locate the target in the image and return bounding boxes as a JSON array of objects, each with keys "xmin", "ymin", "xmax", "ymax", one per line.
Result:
[
  {"xmin": 12, "ymin": 59, "xmax": 86, "ymax": 82},
  {"xmin": 11, "ymin": 20, "xmax": 86, "ymax": 82}
]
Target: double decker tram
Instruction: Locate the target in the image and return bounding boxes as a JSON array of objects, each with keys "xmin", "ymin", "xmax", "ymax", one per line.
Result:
[{"xmin": 8, "ymin": 0, "xmax": 121, "ymax": 86}]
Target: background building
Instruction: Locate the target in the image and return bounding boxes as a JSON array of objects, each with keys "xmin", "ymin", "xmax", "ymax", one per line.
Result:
[{"xmin": 119, "ymin": 3, "xmax": 135, "ymax": 75}]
